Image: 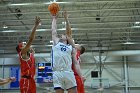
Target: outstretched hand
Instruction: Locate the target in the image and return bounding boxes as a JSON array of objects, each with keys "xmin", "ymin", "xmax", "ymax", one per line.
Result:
[
  {"xmin": 62, "ymin": 10, "xmax": 69, "ymax": 19},
  {"xmin": 9, "ymin": 77, "xmax": 16, "ymax": 82},
  {"xmin": 35, "ymin": 16, "xmax": 41, "ymax": 26},
  {"xmin": 30, "ymin": 47, "xmax": 35, "ymax": 54},
  {"xmin": 82, "ymin": 76, "xmax": 86, "ymax": 82}
]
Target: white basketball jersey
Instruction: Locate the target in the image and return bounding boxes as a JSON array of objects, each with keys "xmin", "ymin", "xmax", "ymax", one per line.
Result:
[{"xmin": 51, "ymin": 42, "xmax": 73, "ymax": 71}]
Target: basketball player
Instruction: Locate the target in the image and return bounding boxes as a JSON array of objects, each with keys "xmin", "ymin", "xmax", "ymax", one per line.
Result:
[
  {"xmin": 51, "ymin": 15, "xmax": 83, "ymax": 93},
  {"xmin": 0, "ymin": 77, "xmax": 16, "ymax": 85},
  {"xmin": 71, "ymin": 45, "xmax": 86, "ymax": 93},
  {"xmin": 16, "ymin": 16, "xmax": 41, "ymax": 93},
  {"xmin": 63, "ymin": 11, "xmax": 86, "ymax": 93}
]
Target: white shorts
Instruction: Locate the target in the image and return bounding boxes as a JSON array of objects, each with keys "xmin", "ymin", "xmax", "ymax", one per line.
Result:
[{"xmin": 53, "ymin": 71, "xmax": 77, "ymax": 90}]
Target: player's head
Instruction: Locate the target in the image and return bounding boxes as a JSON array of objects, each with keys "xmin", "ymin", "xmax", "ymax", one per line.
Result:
[
  {"xmin": 76, "ymin": 45, "xmax": 85, "ymax": 54},
  {"xmin": 60, "ymin": 34, "xmax": 67, "ymax": 41},
  {"xmin": 80, "ymin": 46, "xmax": 85, "ymax": 54},
  {"xmin": 59, "ymin": 33, "xmax": 69, "ymax": 44},
  {"xmin": 16, "ymin": 42, "xmax": 27, "ymax": 53}
]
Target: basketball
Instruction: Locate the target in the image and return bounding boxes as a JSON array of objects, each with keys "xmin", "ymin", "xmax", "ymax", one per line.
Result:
[{"xmin": 48, "ymin": 2, "xmax": 60, "ymax": 15}]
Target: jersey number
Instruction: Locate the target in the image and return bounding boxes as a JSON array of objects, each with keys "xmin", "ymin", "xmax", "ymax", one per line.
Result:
[{"xmin": 61, "ymin": 46, "xmax": 67, "ymax": 51}]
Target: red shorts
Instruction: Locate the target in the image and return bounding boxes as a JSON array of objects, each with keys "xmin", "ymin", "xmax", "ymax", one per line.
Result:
[
  {"xmin": 20, "ymin": 78, "xmax": 36, "ymax": 93},
  {"xmin": 75, "ymin": 75, "xmax": 85, "ymax": 93}
]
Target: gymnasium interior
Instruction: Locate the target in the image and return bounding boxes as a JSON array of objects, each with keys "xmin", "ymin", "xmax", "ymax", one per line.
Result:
[{"xmin": 0, "ymin": 0, "xmax": 140, "ymax": 93}]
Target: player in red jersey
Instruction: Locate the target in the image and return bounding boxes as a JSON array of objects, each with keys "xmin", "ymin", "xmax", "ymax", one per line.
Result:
[
  {"xmin": 63, "ymin": 11, "xmax": 86, "ymax": 93},
  {"xmin": 72, "ymin": 45, "xmax": 86, "ymax": 93},
  {"xmin": 16, "ymin": 16, "xmax": 41, "ymax": 93}
]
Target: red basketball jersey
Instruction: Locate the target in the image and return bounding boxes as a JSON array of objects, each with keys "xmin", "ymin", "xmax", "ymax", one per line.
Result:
[
  {"xmin": 18, "ymin": 52, "xmax": 35, "ymax": 78},
  {"xmin": 72, "ymin": 50, "xmax": 81, "ymax": 76}
]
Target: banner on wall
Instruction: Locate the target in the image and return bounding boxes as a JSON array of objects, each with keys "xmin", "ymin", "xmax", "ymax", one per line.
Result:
[{"xmin": 10, "ymin": 66, "xmax": 20, "ymax": 88}]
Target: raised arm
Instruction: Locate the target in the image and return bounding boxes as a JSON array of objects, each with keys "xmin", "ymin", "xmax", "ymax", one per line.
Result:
[
  {"xmin": 63, "ymin": 11, "xmax": 75, "ymax": 48},
  {"xmin": 63, "ymin": 11, "xmax": 72, "ymax": 38},
  {"xmin": 21, "ymin": 16, "xmax": 40, "ymax": 54},
  {"xmin": 51, "ymin": 16, "xmax": 59, "ymax": 45},
  {"xmin": 30, "ymin": 47, "xmax": 35, "ymax": 54},
  {"xmin": 72, "ymin": 48, "xmax": 83, "ymax": 82}
]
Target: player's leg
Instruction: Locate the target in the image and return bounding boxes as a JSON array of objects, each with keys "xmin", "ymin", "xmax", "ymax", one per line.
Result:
[
  {"xmin": 30, "ymin": 79, "xmax": 36, "ymax": 93},
  {"xmin": 65, "ymin": 71, "xmax": 77, "ymax": 93},
  {"xmin": 75, "ymin": 75, "xmax": 85, "ymax": 93},
  {"xmin": 53, "ymin": 72, "xmax": 64, "ymax": 93},
  {"xmin": 67, "ymin": 86, "xmax": 77, "ymax": 93},
  {"xmin": 55, "ymin": 88, "xmax": 64, "ymax": 93},
  {"xmin": 19, "ymin": 78, "xmax": 29, "ymax": 93}
]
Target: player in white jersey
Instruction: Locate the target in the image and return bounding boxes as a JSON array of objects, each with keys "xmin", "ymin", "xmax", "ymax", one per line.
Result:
[{"xmin": 51, "ymin": 15, "xmax": 83, "ymax": 93}]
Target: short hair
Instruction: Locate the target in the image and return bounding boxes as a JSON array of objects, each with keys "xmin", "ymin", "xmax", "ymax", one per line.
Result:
[
  {"xmin": 16, "ymin": 42, "xmax": 23, "ymax": 53},
  {"xmin": 80, "ymin": 46, "xmax": 85, "ymax": 54},
  {"xmin": 16, "ymin": 45, "xmax": 20, "ymax": 53}
]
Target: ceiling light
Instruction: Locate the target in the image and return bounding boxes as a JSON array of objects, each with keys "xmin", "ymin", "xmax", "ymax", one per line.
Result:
[
  {"xmin": 123, "ymin": 42, "xmax": 134, "ymax": 45},
  {"xmin": 3, "ymin": 24, "xmax": 8, "ymax": 28},
  {"xmin": 132, "ymin": 26, "xmax": 140, "ymax": 28},
  {"xmin": 46, "ymin": 45, "xmax": 53, "ymax": 46},
  {"xmin": 45, "ymin": 2, "xmax": 70, "ymax": 4},
  {"xmin": 58, "ymin": 28, "xmax": 66, "ymax": 31},
  {"xmin": 58, "ymin": 28, "xmax": 79, "ymax": 31},
  {"xmin": 9, "ymin": 3, "xmax": 32, "ymax": 6},
  {"xmin": 2, "ymin": 22, "xmax": 8, "ymax": 28},
  {"xmin": 75, "ymin": 44, "xmax": 79, "ymax": 45},
  {"xmin": 36, "ymin": 29, "xmax": 46, "ymax": 31},
  {"xmin": 8, "ymin": 2, "xmax": 71, "ymax": 6},
  {"xmin": 2, "ymin": 30, "xmax": 15, "ymax": 32},
  {"xmin": 123, "ymin": 30, "xmax": 134, "ymax": 45},
  {"xmin": 50, "ymin": 40, "xmax": 53, "ymax": 43},
  {"xmin": 62, "ymin": 22, "xmax": 66, "ymax": 25},
  {"xmin": 135, "ymin": 22, "xmax": 140, "ymax": 24}
]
